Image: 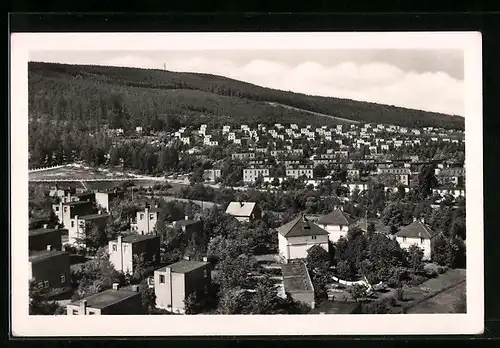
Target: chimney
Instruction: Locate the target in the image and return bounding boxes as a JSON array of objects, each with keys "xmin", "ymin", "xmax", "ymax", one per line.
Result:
[
  {"xmin": 155, "ymin": 204, "xmax": 159, "ymax": 208},
  {"xmin": 240, "ymin": 201, "xmax": 244, "ymax": 207},
  {"xmin": 340, "ymin": 205, "xmax": 344, "ymax": 212},
  {"xmin": 185, "ymin": 215, "xmax": 189, "ymax": 221},
  {"xmin": 183, "ymin": 255, "xmax": 190, "ymax": 261},
  {"xmin": 112, "ymin": 283, "xmax": 120, "ymax": 290},
  {"xmin": 413, "ymin": 216, "xmax": 417, "ymax": 222},
  {"xmin": 202, "ymin": 257, "xmax": 208, "ymax": 262},
  {"xmin": 131, "ymin": 285, "xmax": 139, "ymax": 292},
  {"xmin": 46, "ymin": 245, "xmax": 52, "ymax": 251},
  {"xmin": 420, "ymin": 216, "xmax": 425, "ymax": 224},
  {"xmin": 79, "ymin": 300, "xmax": 87, "ymax": 315},
  {"xmin": 43, "ymin": 224, "xmax": 48, "ymax": 229}
]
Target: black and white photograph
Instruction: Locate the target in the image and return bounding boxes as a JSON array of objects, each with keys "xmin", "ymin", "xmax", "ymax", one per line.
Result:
[{"xmin": 10, "ymin": 32, "xmax": 483, "ymax": 336}]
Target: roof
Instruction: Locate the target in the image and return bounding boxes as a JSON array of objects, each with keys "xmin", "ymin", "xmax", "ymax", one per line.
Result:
[
  {"xmin": 281, "ymin": 262, "xmax": 314, "ymax": 293},
  {"xmin": 68, "ymin": 289, "xmax": 140, "ymax": 309},
  {"xmin": 310, "ymin": 301, "xmax": 361, "ymax": 314},
  {"xmin": 62, "ymin": 200, "xmax": 92, "ymax": 206},
  {"xmin": 78, "ymin": 213, "xmax": 110, "ymax": 220},
  {"xmin": 225, "ymin": 201, "xmax": 257, "ymax": 217},
  {"xmin": 157, "ymin": 260, "xmax": 209, "ymax": 274},
  {"xmin": 29, "ymin": 227, "xmax": 67, "ymax": 236},
  {"xmin": 396, "ymin": 220, "xmax": 436, "ymax": 239},
  {"xmin": 316, "ymin": 209, "xmax": 357, "ymax": 226},
  {"xmin": 29, "ymin": 250, "xmax": 68, "ymax": 263},
  {"xmin": 353, "ymin": 218, "xmax": 391, "ymax": 235},
  {"xmin": 277, "ymin": 215, "xmax": 329, "ymax": 238},
  {"xmin": 118, "ymin": 234, "xmax": 160, "ymax": 244}
]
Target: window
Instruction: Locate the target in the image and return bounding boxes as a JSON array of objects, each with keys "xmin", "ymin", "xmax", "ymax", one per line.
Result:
[
  {"xmin": 152, "ymin": 255, "xmax": 156, "ymax": 263},
  {"xmin": 71, "ymin": 221, "xmax": 75, "ymax": 228},
  {"xmin": 44, "ymin": 281, "xmax": 49, "ymax": 289},
  {"xmin": 203, "ymin": 269, "xmax": 208, "ymax": 278},
  {"xmin": 204, "ymin": 285, "xmax": 208, "ymax": 294},
  {"xmin": 64, "ymin": 207, "xmax": 68, "ymax": 213},
  {"xmin": 88, "ymin": 311, "xmax": 95, "ymax": 315},
  {"xmin": 403, "ymin": 237, "xmax": 407, "ymax": 242},
  {"xmin": 37, "ymin": 281, "xmax": 43, "ymax": 289},
  {"xmin": 312, "ymin": 235, "xmax": 317, "ymax": 240},
  {"xmin": 420, "ymin": 238, "xmax": 424, "ymax": 244},
  {"xmin": 150, "ymin": 214, "xmax": 154, "ymax": 220},
  {"xmin": 339, "ymin": 225, "xmax": 343, "ymax": 231},
  {"xmin": 72, "ymin": 309, "xmax": 78, "ymax": 315},
  {"xmin": 159, "ymin": 275, "xmax": 165, "ymax": 284},
  {"xmin": 55, "ymin": 206, "xmax": 59, "ymax": 212},
  {"xmin": 112, "ymin": 244, "xmax": 117, "ymax": 252},
  {"xmin": 60, "ymin": 274, "xmax": 66, "ymax": 284},
  {"xmin": 123, "ymin": 244, "xmax": 128, "ymax": 253}
]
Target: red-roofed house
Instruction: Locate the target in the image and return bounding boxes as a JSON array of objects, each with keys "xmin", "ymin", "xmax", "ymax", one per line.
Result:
[
  {"xmin": 315, "ymin": 207, "xmax": 358, "ymax": 243},
  {"xmin": 277, "ymin": 214, "xmax": 329, "ymax": 263}
]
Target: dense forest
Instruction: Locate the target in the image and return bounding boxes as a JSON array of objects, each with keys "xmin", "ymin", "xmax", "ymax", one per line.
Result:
[{"xmin": 28, "ymin": 62, "xmax": 464, "ymax": 130}]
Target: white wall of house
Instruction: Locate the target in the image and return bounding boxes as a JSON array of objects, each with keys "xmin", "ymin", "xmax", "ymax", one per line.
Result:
[
  {"xmin": 278, "ymin": 234, "xmax": 329, "ymax": 262},
  {"xmin": 396, "ymin": 236, "xmax": 432, "ymax": 261},
  {"xmin": 317, "ymin": 223, "xmax": 348, "ymax": 243}
]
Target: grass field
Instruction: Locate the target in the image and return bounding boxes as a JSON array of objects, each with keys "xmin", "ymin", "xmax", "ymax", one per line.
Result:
[{"xmin": 29, "ymin": 164, "xmax": 137, "ymax": 181}]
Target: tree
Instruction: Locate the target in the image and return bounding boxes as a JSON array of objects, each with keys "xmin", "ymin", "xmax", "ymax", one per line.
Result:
[
  {"xmin": 366, "ymin": 222, "xmax": 376, "ymax": 238},
  {"xmin": 139, "ymin": 279, "xmax": 156, "ymax": 314},
  {"xmin": 217, "ymin": 288, "xmax": 250, "ymax": 314},
  {"xmin": 184, "ymin": 292, "xmax": 200, "ymax": 314},
  {"xmin": 306, "ymin": 245, "xmax": 330, "ymax": 272},
  {"xmin": 313, "ymin": 164, "xmax": 328, "ymax": 178},
  {"xmin": 132, "ymin": 252, "xmax": 156, "ymax": 283},
  {"xmin": 29, "ymin": 281, "xmax": 65, "ymax": 315},
  {"xmin": 406, "ymin": 244, "xmax": 424, "ymax": 272},
  {"xmin": 348, "ymin": 284, "xmax": 367, "ymax": 302},
  {"xmin": 416, "ymin": 164, "xmax": 438, "ymax": 199}
]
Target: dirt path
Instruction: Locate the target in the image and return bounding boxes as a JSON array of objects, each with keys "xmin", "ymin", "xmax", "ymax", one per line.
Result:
[
  {"xmin": 266, "ymin": 102, "xmax": 360, "ymax": 124},
  {"xmin": 405, "ymin": 279, "xmax": 466, "ymax": 314}
]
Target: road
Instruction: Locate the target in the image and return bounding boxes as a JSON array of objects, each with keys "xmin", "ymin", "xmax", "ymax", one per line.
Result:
[{"xmin": 266, "ymin": 102, "xmax": 360, "ymax": 124}]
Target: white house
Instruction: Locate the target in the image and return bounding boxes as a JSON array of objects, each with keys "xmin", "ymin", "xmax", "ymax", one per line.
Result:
[
  {"xmin": 225, "ymin": 201, "xmax": 262, "ymax": 223},
  {"xmin": 395, "ymin": 218, "xmax": 438, "ymax": 261},
  {"xmin": 315, "ymin": 207, "xmax": 358, "ymax": 243},
  {"xmin": 278, "ymin": 214, "xmax": 329, "ymax": 263}
]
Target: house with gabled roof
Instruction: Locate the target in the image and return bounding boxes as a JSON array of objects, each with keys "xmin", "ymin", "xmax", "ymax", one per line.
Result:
[
  {"xmin": 277, "ymin": 214, "xmax": 329, "ymax": 263},
  {"xmin": 395, "ymin": 217, "xmax": 439, "ymax": 261},
  {"xmin": 225, "ymin": 201, "xmax": 261, "ymax": 223},
  {"xmin": 315, "ymin": 206, "xmax": 359, "ymax": 243}
]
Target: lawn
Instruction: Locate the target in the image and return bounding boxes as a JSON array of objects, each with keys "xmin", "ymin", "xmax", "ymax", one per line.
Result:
[{"xmin": 29, "ymin": 164, "xmax": 137, "ymax": 181}]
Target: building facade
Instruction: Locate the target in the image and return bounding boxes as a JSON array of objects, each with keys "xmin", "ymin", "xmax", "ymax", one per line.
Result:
[
  {"xmin": 130, "ymin": 206, "xmax": 161, "ymax": 235},
  {"xmin": 108, "ymin": 234, "xmax": 161, "ymax": 275}
]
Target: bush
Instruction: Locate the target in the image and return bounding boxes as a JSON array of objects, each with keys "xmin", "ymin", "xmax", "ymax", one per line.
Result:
[
  {"xmin": 425, "ymin": 268, "xmax": 438, "ymax": 278},
  {"xmin": 395, "ymin": 287, "xmax": 404, "ymax": 301},
  {"xmin": 409, "ymin": 274, "xmax": 428, "ymax": 286},
  {"xmin": 437, "ymin": 266, "xmax": 448, "ymax": 274}
]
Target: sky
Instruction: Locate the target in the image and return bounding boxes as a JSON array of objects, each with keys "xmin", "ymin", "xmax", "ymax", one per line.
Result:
[{"xmin": 30, "ymin": 49, "xmax": 465, "ymax": 116}]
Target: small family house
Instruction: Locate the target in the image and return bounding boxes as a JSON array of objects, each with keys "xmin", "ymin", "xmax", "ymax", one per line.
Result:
[
  {"xmin": 395, "ymin": 217, "xmax": 438, "ymax": 261},
  {"xmin": 277, "ymin": 214, "xmax": 329, "ymax": 263},
  {"xmin": 315, "ymin": 207, "xmax": 358, "ymax": 243},
  {"xmin": 225, "ymin": 201, "xmax": 261, "ymax": 223}
]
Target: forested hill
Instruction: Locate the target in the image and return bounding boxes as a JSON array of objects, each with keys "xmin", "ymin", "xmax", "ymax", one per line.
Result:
[{"xmin": 28, "ymin": 62, "xmax": 464, "ymax": 130}]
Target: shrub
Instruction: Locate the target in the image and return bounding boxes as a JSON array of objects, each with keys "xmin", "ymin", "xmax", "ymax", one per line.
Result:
[
  {"xmin": 409, "ymin": 274, "xmax": 428, "ymax": 286},
  {"xmin": 395, "ymin": 287, "xmax": 404, "ymax": 301},
  {"xmin": 437, "ymin": 266, "xmax": 448, "ymax": 274}
]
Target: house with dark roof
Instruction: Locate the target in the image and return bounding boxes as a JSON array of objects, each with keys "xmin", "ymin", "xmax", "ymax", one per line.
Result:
[
  {"xmin": 108, "ymin": 234, "xmax": 161, "ymax": 275},
  {"xmin": 281, "ymin": 261, "xmax": 316, "ymax": 309},
  {"xmin": 395, "ymin": 217, "xmax": 439, "ymax": 260},
  {"xmin": 67, "ymin": 211, "xmax": 110, "ymax": 246},
  {"xmin": 130, "ymin": 204, "xmax": 161, "ymax": 235},
  {"xmin": 315, "ymin": 206, "xmax": 359, "ymax": 243},
  {"xmin": 29, "ymin": 225, "xmax": 66, "ymax": 251},
  {"xmin": 277, "ymin": 214, "xmax": 329, "ymax": 263},
  {"xmin": 352, "ymin": 218, "xmax": 393, "ymax": 236},
  {"xmin": 51, "ymin": 200, "xmax": 95, "ymax": 230},
  {"xmin": 154, "ymin": 259, "xmax": 211, "ymax": 314},
  {"xmin": 66, "ymin": 283, "xmax": 141, "ymax": 315},
  {"xmin": 225, "ymin": 201, "xmax": 261, "ymax": 223},
  {"xmin": 29, "ymin": 248, "xmax": 71, "ymax": 299}
]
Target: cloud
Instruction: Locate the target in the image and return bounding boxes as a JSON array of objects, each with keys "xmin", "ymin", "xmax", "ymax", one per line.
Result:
[{"xmin": 42, "ymin": 54, "xmax": 465, "ymax": 116}]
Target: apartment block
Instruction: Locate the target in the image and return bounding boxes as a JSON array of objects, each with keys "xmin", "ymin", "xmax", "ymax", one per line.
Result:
[
  {"xmin": 29, "ymin": 225, "xmax": 66, "ymax": 252},
  {"xmin": 130, "ymin": 205, "xmax": 161, "ymax": 235}
]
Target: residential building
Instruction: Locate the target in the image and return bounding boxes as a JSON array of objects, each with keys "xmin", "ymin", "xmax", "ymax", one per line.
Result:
[
  {"xmin": 225, "ymin": 201, "xmax": 262, "ymax": 223},
  {"xmin": 49, "ymin": 185, "xmax": 76, "ymax": 201},
  {"xmin": 66, "ymin": 284, "xmax": 142, "ymax": 315},
  {"xmin": 94, "ymin": 188, "xmax": 125, "ymax": 212},
  {"xmin": 347, "ymin": 169, "xmax": 360, "ymax": 180},
  {"xmin": 232, "ymin": 152, "xmax": 255, "ymax": 161},
  {"xmin": 29, "ymin": 225, "xmax": 65, "ymax": 251},
  {"xmin": 154, "ymin": 259, "xmax": 211, "ymax": 314},
  {"xmin": 108, "ymin": 234, "xmax": 161, "ymax": 275},
  {"xmin": 395, "ymin": 218, "xmax": 438, "ymax": 261},
  {"xmin": 315, "ymin": 207, "xmax": 358, "ymax": 243},
  {"xmin": 286, "ymin": 166, "xmax": 314, "ymax": 179},
  {"xmin": 243, "ymin": 167, "xmax": 270, "ymax": 183},
  {"xmin": 281, "ymin": 261, "xmax": 315, "ymax": 309},
  {"xmin": 277, "ymin": 214, "xmax": 329, "ymax": 263},
  {"xmin": 67, "ymin": 212, "xmax": 110, "ymax": 246},
  {"xmin": 51, "ymin": 200, "xmax": 95, "ymax": 229},
  {"xmin": 130, "ymin": 205, "xmax": 161, "ymax": 235},
  {"xmin": 29, "ymin": 248, "xmax": 71, "ymax": 298},
  {"xmin": 203, "ymin": 169, "xmax": 222, "ymax": 182}
]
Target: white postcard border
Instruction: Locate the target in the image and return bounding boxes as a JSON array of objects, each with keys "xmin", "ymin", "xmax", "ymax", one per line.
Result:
[{"xmin": 10, "ymin": 32, "xmax": 483, "ymax": 336}]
